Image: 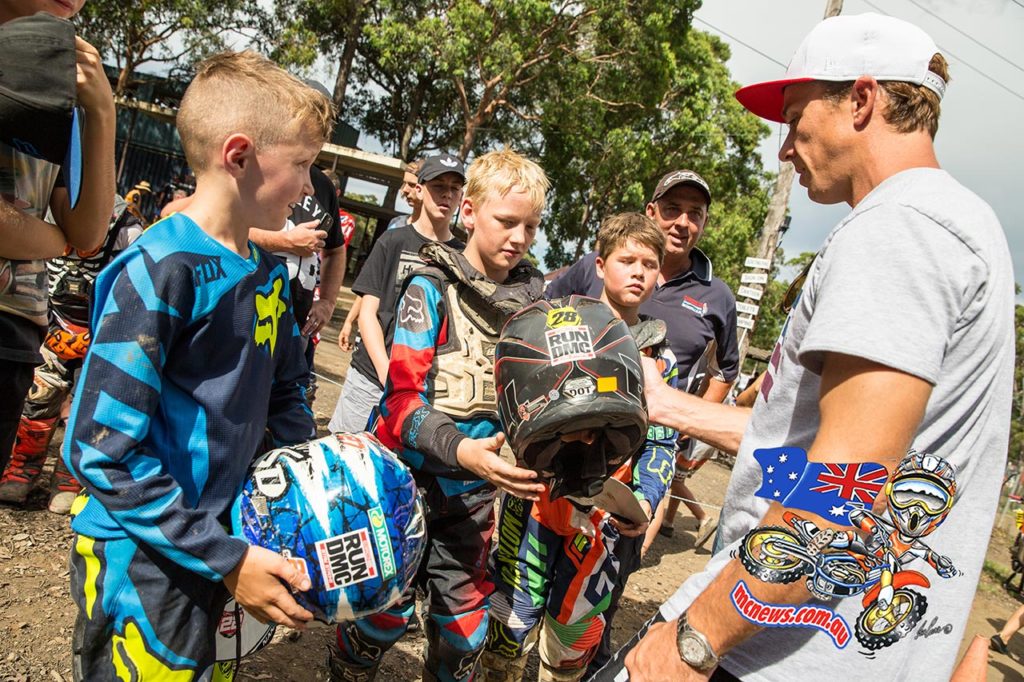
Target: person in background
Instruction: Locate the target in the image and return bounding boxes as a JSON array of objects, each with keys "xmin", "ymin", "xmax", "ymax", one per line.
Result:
[
  {"xmin": 0, "ymin": 2, "xmax": 117, "ymax": 477},
  {"xmin": 548, "ymin": 170, "xmax": 739, "ymax": 675},
  {"xmin": 339, "ymin": 160, "xmax": 424, "ymax": 353},
  {"xmin": 0, "ymin": 196, "xmax": 142, "ymax": 513},
  {"xmin": 327, "ymin": 154, "xmax": 464, "ymax": 434},
  {"xmin": 250, "ymin": 164, "xmax": 345, "ymax": 403}
]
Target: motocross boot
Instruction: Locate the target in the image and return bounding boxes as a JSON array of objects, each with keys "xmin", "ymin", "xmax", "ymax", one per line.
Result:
[
  {"xmin": 538, "ymin": 662, "xmax": 587, "ymax": 682},
  {"xmin": 0, "ymin": 416, "xmax": 58, "ymax": 505},
  {"xmin": 48, "ymin": 453, "xmax": 82, "ymax": 515},
  {"xmin": 479, "ymin": 650, "xmax": 531, "ymax": 682},
  {"xmin": 327, "ymin": 640, "xmax": 379, "ymax": 682}
]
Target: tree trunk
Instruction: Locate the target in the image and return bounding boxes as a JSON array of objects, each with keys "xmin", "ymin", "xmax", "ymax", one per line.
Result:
[
  {"xmin": 459, "ymin": 119, "xmax": 479, "ymax": 158},
  {"xmin": 332, "ymin": 0, "xmax": 368, "ymax": 110},
  {"xmin": 116, "ymin": 107, "xmax": 140, "ymax": 186},
  {"xmin": 573, "ymin": 185, "xmax": 596, "ymax": 260},
  {"xmin": 399, "ymin": 77, "xmax": 428, "ymax": 161},
  {"xmin": 115, "ymin": 57, "xmax": 135, "ymax": 97}
]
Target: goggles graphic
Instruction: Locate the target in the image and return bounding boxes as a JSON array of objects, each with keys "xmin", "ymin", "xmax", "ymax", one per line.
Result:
[{"xmin": 889, "ymin": 476, "xmax": 953, "ymax": 515}]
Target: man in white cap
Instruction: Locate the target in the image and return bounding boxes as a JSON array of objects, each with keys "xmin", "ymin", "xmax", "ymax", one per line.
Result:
[{"xmin": 591, "ymin": 13, "xmax": 1014, "ymax": 682}]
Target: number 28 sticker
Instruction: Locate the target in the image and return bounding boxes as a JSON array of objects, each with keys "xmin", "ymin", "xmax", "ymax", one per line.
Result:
[{"xmin": 546, "ymin": 306, "xmax": 581, "ymax": 328}]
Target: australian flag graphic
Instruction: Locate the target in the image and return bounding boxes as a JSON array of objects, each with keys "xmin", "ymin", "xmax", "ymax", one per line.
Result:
[{"xmin": 753, "ymin": 447, "xmax": 888, "ymax": 526}]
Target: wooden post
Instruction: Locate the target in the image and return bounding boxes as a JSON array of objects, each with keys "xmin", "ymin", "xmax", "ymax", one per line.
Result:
[{"xmin": 736, "ymin": 0, "xmax": 843, "ymax": 369}]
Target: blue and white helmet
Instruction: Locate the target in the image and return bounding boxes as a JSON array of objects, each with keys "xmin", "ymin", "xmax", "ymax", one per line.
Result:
[{"xmin": 232, "ymin": 432, "xmax": 426, "ymax": 623}]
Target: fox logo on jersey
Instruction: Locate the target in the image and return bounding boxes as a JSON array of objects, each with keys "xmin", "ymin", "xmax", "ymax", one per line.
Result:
[{"xmin": 253, "ymin": 268, "xmax": 289, "ymax": 356}]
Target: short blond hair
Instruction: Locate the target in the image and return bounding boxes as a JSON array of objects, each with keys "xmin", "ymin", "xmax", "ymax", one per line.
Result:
[
  {"xmin": 177, "ymin": 51, "xmax": 335, "ymax": 173},
  {"xmin": 597, "ymin": 213, "xmax": 666, "ymax": 264},
  {"xmin": 405, "ymin": 159, "xmax": 422, "ymax": 176},
  {"xmin": 464, "ymin": 148, "xmax": 549, "ymax": 214}
]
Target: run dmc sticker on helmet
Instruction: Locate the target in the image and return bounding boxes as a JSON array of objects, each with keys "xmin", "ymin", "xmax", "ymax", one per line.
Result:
[
  {"xmin": 545, "ymin": 325, "xmax": 596, "ymax": 365},
  {"xmin": 316, "ymin": 528, "xmax": 379, "ymax": 591}
]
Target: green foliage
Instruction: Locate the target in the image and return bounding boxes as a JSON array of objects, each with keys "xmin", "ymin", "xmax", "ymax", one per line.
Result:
[
  {"xmin": 538, "ymin": 19, "xmax": 772, "ymax": 278},
  {"xmin": 76, "ymin": 0, "xmax": 269, "ymax": 94},
  {"xmin": 267, "ymin": 0, "xmax": 361, "ymax": 68},
  {"xmin": 1009, "ymin": 304, "xmax": 1024, "ymax": 464}
]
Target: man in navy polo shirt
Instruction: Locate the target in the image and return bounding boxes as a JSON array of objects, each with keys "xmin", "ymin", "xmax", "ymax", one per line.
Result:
[{"xmin": 547, "ymin": 169, "xmax": 739, "ymax": 674}]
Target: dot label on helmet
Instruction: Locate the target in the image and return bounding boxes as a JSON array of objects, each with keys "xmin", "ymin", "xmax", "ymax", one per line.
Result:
[
  {"xmin": 545, "ymin": 326, "xmax": 596, "ymax": 366},
  {"xmin": 563, "ymin": 376, "xmax": 596, "ymax": 401},
  {"xmin": 251, "ymin": 494, "xmax": 269, "ymax": 517},
  {"xmin": 316, "ymin": 528, "xmax": 379, "ymax": 591}
]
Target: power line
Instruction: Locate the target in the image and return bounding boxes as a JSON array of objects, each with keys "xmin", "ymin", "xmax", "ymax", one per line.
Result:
[
  {"xmin": 692, "ymin": 16, "xmax": 788, "ymax": 69},
  {"xmin": 1012, "ymin": 0, "xmax": 1024, "ymax": 10},
  {"xmin": 903, "ymin": 0, "xmax": 1024, "ymax": 75},
  {"xmin": 859, "ymin": 0, "xmax": 1024, "ymax": 103}
]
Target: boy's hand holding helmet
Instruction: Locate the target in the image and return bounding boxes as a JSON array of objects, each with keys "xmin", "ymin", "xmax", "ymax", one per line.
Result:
[
  {"xmin": 232, "ymin": 433, "xmax": 427, "ymax": 625},
  {"xmin": 456, "ymin": 432, "xmax": 546, "ymax": 501}
]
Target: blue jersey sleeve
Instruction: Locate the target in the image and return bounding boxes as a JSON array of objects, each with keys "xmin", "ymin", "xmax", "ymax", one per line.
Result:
[
  {"xmin": 63, "ymin": 250, "xmax": 248, "ymax": 581},
  {"xmin": 634, "ymin": 346, "xmax": 680, "ymax": 505},
  {"xmin": 267, "ymin": 317, "xmax": 316, "ymax": 446}
]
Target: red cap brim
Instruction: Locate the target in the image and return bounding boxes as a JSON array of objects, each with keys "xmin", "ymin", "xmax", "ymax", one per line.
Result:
[{"xmin": 735, "ymin": 77, "xmax": 814, "ymax": 123}]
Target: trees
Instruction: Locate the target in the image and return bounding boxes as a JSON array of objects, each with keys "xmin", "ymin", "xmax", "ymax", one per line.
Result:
[
  {"xmin": 1009, "ymin": 303, "xmax": 1024, "ymax": 466},
  {"xmin": 76, "ymin": 0, "xmax": 268, "ymax": 96},
  {"xmin": 266, "ymin": 0, "xmax": 369, "ymax": 110},
  {"xmin": 537, "ymin": 22, "xmax": 771, "ymax": 280}
]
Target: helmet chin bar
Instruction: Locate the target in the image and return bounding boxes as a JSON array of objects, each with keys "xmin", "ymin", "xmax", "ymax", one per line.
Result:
[{"xmin": 526, "ymin": 426, "xmax": 638, "ymax": 500}]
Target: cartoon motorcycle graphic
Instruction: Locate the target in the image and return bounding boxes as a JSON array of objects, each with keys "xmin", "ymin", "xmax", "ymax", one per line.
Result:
[{"xmin": 738, "ymin": 511, "xmax": 933, "ymax": 651}]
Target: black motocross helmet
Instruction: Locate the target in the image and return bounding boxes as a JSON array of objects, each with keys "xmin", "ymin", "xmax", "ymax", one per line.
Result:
[{"xmin": 495, "ymin": 296, "xmax": 647, "ymax": 500}]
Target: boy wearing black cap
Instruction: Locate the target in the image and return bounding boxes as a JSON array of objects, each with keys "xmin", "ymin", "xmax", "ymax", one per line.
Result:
[
  {"xmin": 327, "ymin": 153, "xmax": 467, "ymax": 434},
  {"xmin": 0, "ymin": 3, "xmax": 116, "ymax": 478}
]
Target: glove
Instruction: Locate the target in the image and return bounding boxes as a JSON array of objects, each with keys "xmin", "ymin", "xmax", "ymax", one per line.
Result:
[{"xmin": 935, "ymin": 554, "xmax": 957, "ymax": 578}]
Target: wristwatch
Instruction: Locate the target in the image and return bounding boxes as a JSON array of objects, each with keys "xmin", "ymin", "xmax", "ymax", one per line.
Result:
[{"xmin": 676, "ymin": 611, "xmax": 719, "ymax": 673}]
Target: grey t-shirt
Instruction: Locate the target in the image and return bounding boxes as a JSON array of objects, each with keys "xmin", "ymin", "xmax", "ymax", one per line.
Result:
[{"xmin": 662, "ymin": 168, "xmax": 1014, "ymax": 680}]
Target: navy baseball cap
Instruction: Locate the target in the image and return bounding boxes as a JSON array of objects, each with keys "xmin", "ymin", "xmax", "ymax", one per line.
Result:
[
  {"xmin": 0, "ymin": 13, "xmax": 85, "ymax": 208},
  {"xmin": 418, "ymin": 153, "xmax": 466, "ymax": 183}
]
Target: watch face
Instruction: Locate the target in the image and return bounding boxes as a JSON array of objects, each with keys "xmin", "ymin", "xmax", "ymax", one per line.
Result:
[{"xmin": 680, "ymin": 634, "xmax": 707, "ymax": 664}]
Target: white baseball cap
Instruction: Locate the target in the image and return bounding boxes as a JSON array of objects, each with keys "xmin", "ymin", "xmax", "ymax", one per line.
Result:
[{"xmin": 736, "ymin": 13, "xmax": 946, "ymax": 123}]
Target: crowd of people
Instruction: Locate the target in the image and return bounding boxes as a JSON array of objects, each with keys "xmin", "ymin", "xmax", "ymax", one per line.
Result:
[{"xmin": 0, "ymin": 2, "xmax": 1015, "ymax": 681}]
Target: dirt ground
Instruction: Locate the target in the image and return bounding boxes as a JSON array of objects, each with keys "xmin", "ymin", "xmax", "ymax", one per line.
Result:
[{"xmin": 2, "ymin": 291, "xmax": 1023, "ymax": 681}]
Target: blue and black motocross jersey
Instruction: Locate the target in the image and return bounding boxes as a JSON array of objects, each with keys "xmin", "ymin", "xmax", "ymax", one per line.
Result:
[
  {"xmin": 632, "ymin": 342, "xmax": 679, "ymax": 506},
  {"xmin": 64, "ymin": 213, "xmax": 315, "ymax": 582}
]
